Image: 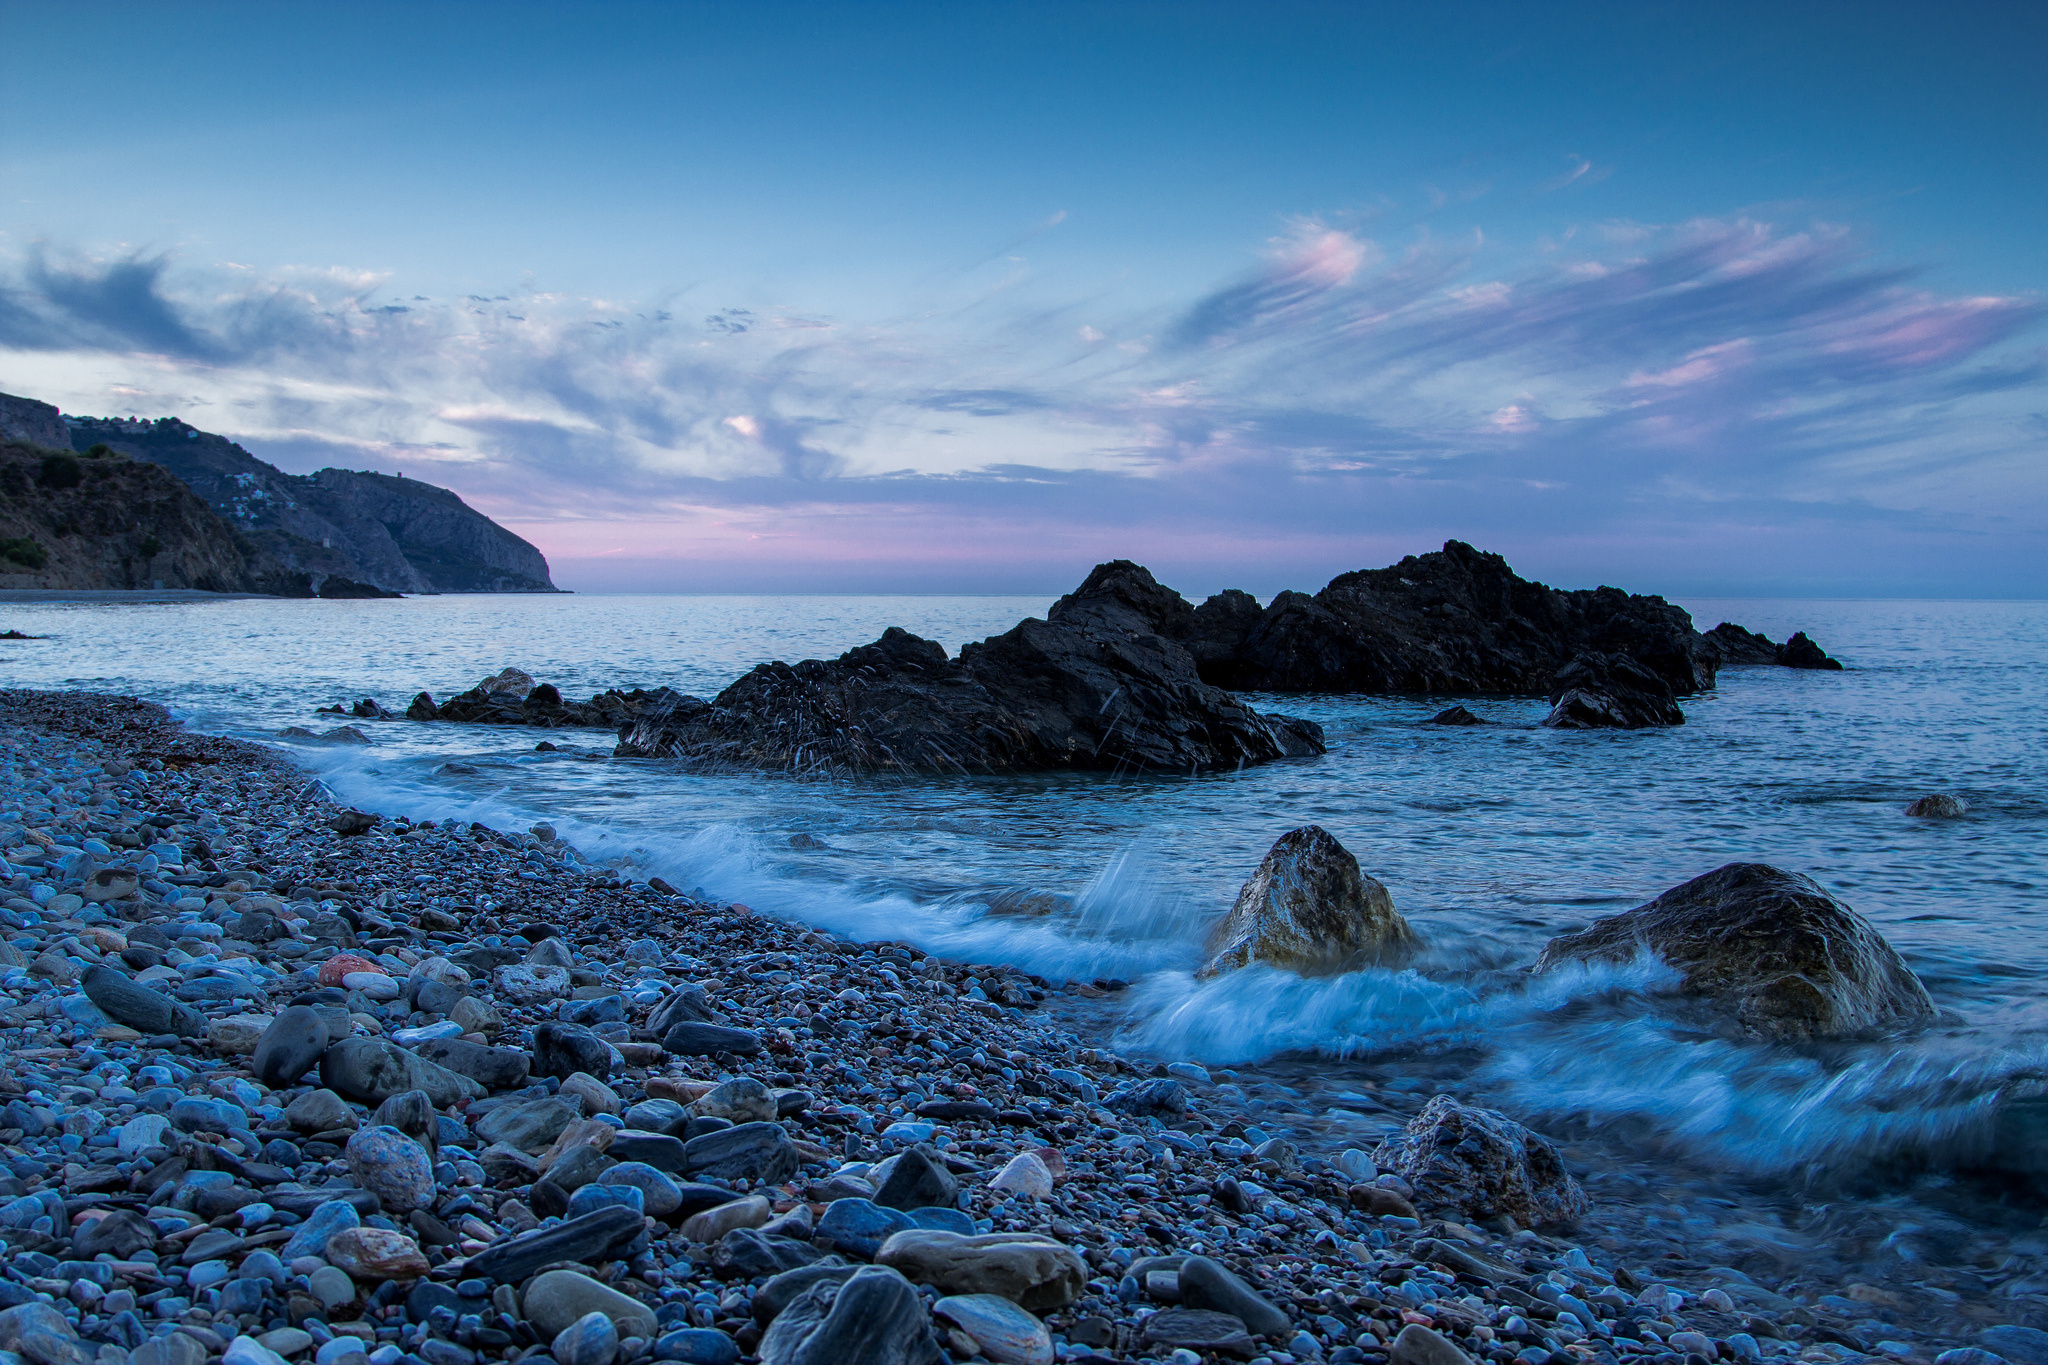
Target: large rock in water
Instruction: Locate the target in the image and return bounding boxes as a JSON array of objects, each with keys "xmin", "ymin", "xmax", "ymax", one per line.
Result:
[
  {"xmin": 1541, "ymin": 652, "xmax": 1685, "ymax": 729},
  {"xmin": 611, "ymin": 564, "xmax": 1325, "ymax": 774},
  {"xmin": 1533, "ymin": 863, "xmax": 1935, "ymax": 1040},
  {"xmin": 1371, "ymin": 1096, "xmax": 1588, "ymax": 1230},
  {"xmin": 1202, "ymin": 826, "xmax": 1419, "ymax": 976}
]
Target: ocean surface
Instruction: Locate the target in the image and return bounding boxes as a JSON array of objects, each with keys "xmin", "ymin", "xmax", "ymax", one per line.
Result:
[{"xmin": 5, "ymin": 591, "xmax": 2048, "ymax": 1301}]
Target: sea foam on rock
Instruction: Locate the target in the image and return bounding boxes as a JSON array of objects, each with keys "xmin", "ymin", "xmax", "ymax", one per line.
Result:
[
  {"xmin": 1533, "ymin": 862, "xmax": 1936, "ymax": 1040},
  {"xmin": 1201, "ymin": 825, "xmax": 1418, "ymax": 977}
]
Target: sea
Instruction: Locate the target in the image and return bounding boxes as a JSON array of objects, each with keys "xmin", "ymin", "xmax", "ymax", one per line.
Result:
[{"xmin": 5, "ymin": 591, "xmax": 2047, "ymax": 1315}]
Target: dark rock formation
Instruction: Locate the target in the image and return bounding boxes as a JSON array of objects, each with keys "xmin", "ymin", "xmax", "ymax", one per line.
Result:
[
  {"xmin": 0, "ymin": 392, "xmax": 66, "ymax": 448},
  {"xmin": 1533, "ymin": 862, "xmax": 1936, "ymax": 1040},
  {"xmin": 1371, "ymin": 1096, "xmax": 1588, "ymax": 1230},
  {"xmin": 1706, "ymin": 622, "xmax": 1845, "ymax": 670},
  {"xmin": 1159, "ymin": 542, "xmax": 1719, "ymax": 697},
  {"xmin": 1426, "ymin": 706, "xmax": 1485, "ymax": 726},
  {"xmin": 66, "ymin": 413, "xmax": 555, "ymax": 593},
  {"xmin": 1541, "ymin": 652, "xmax": 1686, "ymax": 729},
  {"xmin": 1905, "ymin": 794, "xmax": 1968, "ymax": 818},
  {"xmin": 1202, "ymin": 826, "xmax": 1418, "ymax": 976}
]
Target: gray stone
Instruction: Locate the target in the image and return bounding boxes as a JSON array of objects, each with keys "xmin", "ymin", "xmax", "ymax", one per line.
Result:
[
  {"xmin": 661, "ymin": 1022, "xmax": 762, "ymax": 1056},
  {"xmin": 534, "ymin": 1022, "xmax": 617, "ymax": 1080},
  {"xmin": 606, "ymin": 1130, "xmax": 691, "ymax": 1173},
  {"xmin": 934, "ymin": 1293, "xmax": 1055, "ymax": 1365},
  {"xmin": 523, "ymin": 1270, "xmax": 658, "ymax": 1341},
  {"xmin": 757, "ymin": 1265, "xmax": 940, "ymax": 1365},
  {"xmin": 1175, "ymin": 1255, "xmax": 1289, "ymax": 1337},
  {"xmin": 0, "ymin": 1301, "xmax": 89, "ymax": 1365},
  {"xmin": 1391, "ymin": 1324, "xmax": 1474, "ymax": 1365},
  {"xmin": 320, "ymin": 1037, "xmax": 484, "ymax": 1107},
  {"xmin": 81, "ymin": 964, "xmax": 204, "ymax": 1037},
  {"xmin": 692, "ymin": 1077, "xmax": 775, "ymax": 1124},
  {"xmin": 1982, "ymin": 1328, "xmax": 2048, "ymax": 1365},
  {"xmin": 253, "ymin": 1006, "xmax": 329, "ymax": 1087},
  {"xmin": 462, "ymin": 1205, "xmax": 645, "ymax": 1284},
  {"xmin": 1202, "ymin": 825, "xmax": 1418, "ymax": 976},
  {"xmin": 372, "ymin": 1088, "xmax": 441, "ymax": 1156},
  {"xmin": 417, "ymin": 1038, "xmax": 530, "ymax": 1091},
  {"xmin": 875, "ymin": 1230, "xmax": 1087, "ymax": 1310},
  {"xmin": 70, "ymin": 1209, "xmax": 155, "ymax": 1258},
  {"xmin": 754, "ymin": 1264, "xmax": 864, "ymax": 1323},
  {"xmin": 1143, "ymin": 1309, "xmax": 1255, "ymax": 1359},
  {"xmin": 474, "ymin": 1096, "xmax": 579, "ymax": 1152},
  {"xmin": 683, "ymin": 1121, "xmax": 800, "ymax": 1183},
  {"xmin": 280, "ymin": 1200, "xmax": 362, "ymax": 1261},
  {"xmin": 601, "ymin": 1161, "xmax": 684, "ymax": 1216},
  {"xmin": 652, "ymin": 1328, "xmax": 739, "ymax": 1365},
  {"xmin": 284, "ymin": 1088, "xmax": 357, "ymax": 1133},
  {"xmin": 874, "ymin": 1145, "xmax": 955, "ymax": 1211}
]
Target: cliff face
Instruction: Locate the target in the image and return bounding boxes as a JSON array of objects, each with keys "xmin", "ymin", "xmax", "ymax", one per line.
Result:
[
  {"xmin": 0, "ymin": 394, "xmax": 67, "ymax": 449},
  {"xmin": 64, "ymin": 415, "xmax": 555, "ymax": 594},
  {"xmin": 0, "ymin": 440, "xmax": 303, "ymax": 593}
]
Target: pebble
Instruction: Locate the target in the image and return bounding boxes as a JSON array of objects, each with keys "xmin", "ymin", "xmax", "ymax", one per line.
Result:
[
  {"xmin": 550, "ymin": 1312, "xmax": 619, "ymax": 1365},
  {"xmin": 934, "ymin": 1293, "xmax": 1055, "ymax": 1365},
  {"xmin": 345, "ymin": 1124, "xmax": 437, "ymax": 1212}
]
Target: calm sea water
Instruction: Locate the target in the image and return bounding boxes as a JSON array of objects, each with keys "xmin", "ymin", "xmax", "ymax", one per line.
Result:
[{"xmin": 6, "ymin": 591, "xmax": 2048, "ymax": 1296}]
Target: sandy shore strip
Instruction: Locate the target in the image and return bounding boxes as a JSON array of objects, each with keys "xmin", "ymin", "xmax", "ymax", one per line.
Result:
[{"xmin": 0, "ymin": 688, "xmax": 2018, "ymax": 1365}]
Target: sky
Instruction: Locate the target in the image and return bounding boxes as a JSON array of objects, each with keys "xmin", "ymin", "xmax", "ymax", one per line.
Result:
[{"xmin": 1, "ymin": 0, "xmax": 2044, "ymax": 597}]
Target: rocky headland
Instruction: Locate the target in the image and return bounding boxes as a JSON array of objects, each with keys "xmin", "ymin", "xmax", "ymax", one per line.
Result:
[{"xmin": 0, "ymin": 689, "xmax": 2031, "ymax": 1365}]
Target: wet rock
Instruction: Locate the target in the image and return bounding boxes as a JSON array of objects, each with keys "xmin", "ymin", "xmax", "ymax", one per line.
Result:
[
  {"xmin": 323, "ymin": 1226, "xmax": 430, "ymax": 1280},
  {"xmin": 523, "ymin": 1269, "xmax": 658, "ymax": 1341},
  {"xmin": 330, "ymin": 810, "xmax": 378, "ymax": 836},
  {"xmin": 535, "ymin": 1022, "xmax": 617, "ymax": 1079},
  {"xmin": 875, "ymin": 1230, "xmax": 1087, "ymax": 1310},
  {"xmin": 552, "ymin": 1312, "xmax": 619, "ymax": 1365},
  {"xmin": 1427, "ymin": 705, "xmax": 1486, "ymax": 725},
  {"xmin": 253, "ymin": 1006, "xmax": 330, "ymax": 1087},
  {"xmin": 81, "ymin": 964, "xmax": 204, "ymax": 1036},
  {"xmin": 1176, "ymin": 1255, "xmax": 1289, "ymax": 1337},
  {"xmin": 816, "ymin": 1198, "xmax": 917, "ymax": 1260},
  {"xmin": 1203, "ymin": 825, "xmax": 1419, "ymax": 976},
  {"xmin": 1533, "ymin": 862, "xmax": 1937, "ymax": 1039},
  {"xmin": 601, "ymin": 1161, "xmax": 684, "ymax": 1216},
  {"xmin": 0, "ymin": 1302, "xmax": 89, "ymax": 1365},
  {"xmin": 280, "ymin": 1201, "xmax": 361, "ymax": 1261},
  {"xmin": 1907, "ymin": 793, "xmax": 1969, "ymax": 818},
  {"xmin": 757, "ymin": 1264, "xmax": 940, "ymax": 1365},
  {"xmin": 1106, "ymin": 1077, "xmax": 1188, "ymax": 1117},
  {"xmin": 1371, "ymin": 1095, "xmax": 1587, "ymax": 1230},
  {"xmin": 683, "ymin": 1121, "xmax": 800, "ymax": 1183},
  {"xmin": 871, "ymin": 1143, "xmax": 956, "ymax": 1210},
  {"xmin": 1543, "ymin": 651, "xmax": 1685, "ymax": 729},
  {"xmin": 1143, "ymin": 1309, "xmax": 1256, "ymax": 1359},
  {"xmin": 320, "ymin": 1036, "xmax": 486, "ymax": 1106},
  {"xmin": 681, "ymin": 1195, "xmax": 771, "ymax": 1243},
  {"xmin": 713, "ymin": 1227, "xmax": 828, "ymax": 1279},
  {"xmin": 346, "ymin": 1125, "xmax": 437, "ymax": 1213},
  {"xmin": 71, "ymin": 1208, "xmax": 156, "ymax": 1258},
  {"xmin": 652, "ymin": 1328, "xmax": 740, "ymax": 1365}
]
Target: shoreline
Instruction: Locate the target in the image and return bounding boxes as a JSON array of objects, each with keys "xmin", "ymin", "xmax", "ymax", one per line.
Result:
[{"xmin": 0, "ymin": 688, "xmax": 2014, "ymax": 1365}]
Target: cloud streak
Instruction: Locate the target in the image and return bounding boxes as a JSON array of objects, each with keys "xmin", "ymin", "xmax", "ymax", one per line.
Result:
[{"xmin": 0, "ymin": 215, "xmax": 2041, "ymax": 595}]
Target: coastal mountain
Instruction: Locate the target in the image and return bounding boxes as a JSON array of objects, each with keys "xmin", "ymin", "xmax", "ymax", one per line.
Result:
[{"xmin": 63, "ymin": 408, "xmax": 555, "ymax": 594}]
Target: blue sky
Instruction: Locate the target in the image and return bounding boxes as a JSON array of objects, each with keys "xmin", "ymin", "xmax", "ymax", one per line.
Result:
[{"xmin": 2, "ymin": 1, "xmax": 2043, "ymax": 595}]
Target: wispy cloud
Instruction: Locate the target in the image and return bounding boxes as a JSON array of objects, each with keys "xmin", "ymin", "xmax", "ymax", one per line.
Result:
[{"xmin": 0, "ymin": 215, "xmax": 2041, "ymax": 594}]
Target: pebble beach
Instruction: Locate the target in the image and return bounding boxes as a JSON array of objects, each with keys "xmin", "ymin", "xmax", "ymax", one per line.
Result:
[{"xmin": 0, "ymin": 690, "xmax": 2032, "ymax": 1365}]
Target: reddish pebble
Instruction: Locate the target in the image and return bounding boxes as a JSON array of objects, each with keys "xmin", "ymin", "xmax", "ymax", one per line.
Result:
[{"xmin": 319, "ymin": 953, "xmax": 381, "ymax": 985}]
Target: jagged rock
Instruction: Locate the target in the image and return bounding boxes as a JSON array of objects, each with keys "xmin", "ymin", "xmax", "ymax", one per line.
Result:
[
  {"xmin": 1426, "ymin": 706, "xmax": 1485, "ymax": 725},
  {"xmin": 875, "ymin": 1230, "xmax": 1087, "ymax": 1309},
  {"xmin": 757, "ymin": 1265, "xmax": 940, "ymax": 1365},
  {"xmin": 319, "ymin": 1037, "xmax": 485, "ymax": 1106},
  {"xmin": 1704, "ymin": 622, "xmax": 1780, "ymax": 664},
  {"xmin": 1203, "ymin": 826, "xmax": 1418, "ymax": 976},
  {"xmin": 1534, "ymin": 862, "xmax": 1936, "ymax": 1039},
  {"xmin": 1371, "ymin": 1096, "xmax": 1588, "ymax": 1230},
  {"xmin": 1542, "ymin": 652, "xmax": 1685, "ymax": 729}
]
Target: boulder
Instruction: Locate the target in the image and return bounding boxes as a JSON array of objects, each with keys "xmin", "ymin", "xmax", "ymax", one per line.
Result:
[
  {"xmin": 252, "ymin": 1006, "xmax": 329, "ymax": 1087},
  {"xmin": 1704, "ymin": 622, "xmax": 1780, "ymax": 665},
  {"xmin": 1777, "ymin": 631, "xmax": 1843, "ymax": 670},
  {"xmin": 1202, "ymin": 826, "xmax": 1419, "ymax": 976},
  {"xmin": 1371, "ymin": 1096, "xmax": 1587, "ymax": 1230},
  {"xmin": 1532, "ymin": 862, "xmax": 1936, "ymax": 1040},
  {"xmin": 345, "ymin": 1126, "xmax": 436, "ymax": 1213},
  {"xmin": 684, "ymin": 1122, "xmax": 800, "ymax": 1184},
  {"xmin": 522, "ymin": 1269, "xmax": 658, "ymax": 1341},
  {"xmin": 1542, "ymin": 651, "xmax": 1684, "ymax": 729},
  {"xmin": 1906, "ymin": 794, "xmax": 1968, "ymax": 819},
  {"xmin": 416, "ymin": 1037, "xmax": 530, "ymax": 1091},
  {"xmin": 1426, "ymin": 706, "xmax": 1485, "ymax": 725}
]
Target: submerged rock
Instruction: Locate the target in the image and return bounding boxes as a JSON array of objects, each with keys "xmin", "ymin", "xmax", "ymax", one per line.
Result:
[
  {"xmin": 1907, "ymin": 793, "xmax": 1969, "ymax": 818},
  {"xmin": 1372, "ymin": 1095, "xmax": 1588, "ymax": 1230},
  {"xmin": 1202, "ymin": 826, "xmax": 1418, "ymax": 976},
  {"xmin": 1533, "ymin": 862, "xmax": 1936, "ymax": 1040},
  {"xmin": 1426, "ymin": 705, "xmax": 1486, "ymax": 725}
]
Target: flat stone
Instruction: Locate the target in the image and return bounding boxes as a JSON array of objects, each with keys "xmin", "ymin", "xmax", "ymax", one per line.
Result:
[
  {"xmin": 681, "ymin": 1195, "xmax": 771, "ymax": 1244},
  {"xmin": 473, "ymin": 1096, "xmax": 580, "ymax": 1152},
  {"xmin": 522, "ymin": 1270, "xmax": 658, "ymax": 1341},
  {"xmin": 1143, "ymin": 1309, "xmax": 1255, "ymax": 1359},
  {"xmin": 683, "ymin": 1121, "xmax": 800, "ymax": 1183},
  {"xmin": 875, "ymin": 1230, "xmax": 1086, "ymax": 1310},
  {"xmin": 660, "ymin": 1021, "xmax": 761, "ymax": 1056},
  {"xmin": 691, "ymin": 1076, "xmax": 775, "ymax": 1124},
  {"xmin": 461, "ymin": 1205, "xmax": 645, "ymax": 1284},
  {"xmin": 81, "ymin": 963, "xmax": 204, "ymax": 1036},
  {"xmin": 935, "ymin": 1293, "xmax": 1054, "ymax": 1365}
]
